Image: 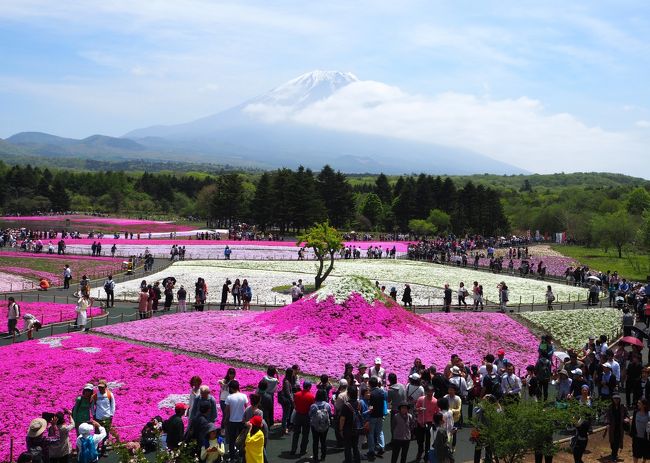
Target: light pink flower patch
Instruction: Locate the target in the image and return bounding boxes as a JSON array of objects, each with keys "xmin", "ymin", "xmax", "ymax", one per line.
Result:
[
  {"xmin": 0, "ymin": 301, "xmax": 103, "ymax": 326},
  {"xmin": 0, "ymin": 333, "xmax": 279, "ymax": 462}
]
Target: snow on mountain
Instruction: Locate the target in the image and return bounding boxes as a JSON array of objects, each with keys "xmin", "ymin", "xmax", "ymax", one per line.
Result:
[{"xmin": 248, "ymin": 70, "xmax": 358, "ymax": 108}]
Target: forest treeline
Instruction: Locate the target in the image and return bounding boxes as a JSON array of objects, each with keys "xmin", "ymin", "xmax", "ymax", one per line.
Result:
[{"xmin": 1, "ymin": 162, "xmax": 649, "ymax": 242}]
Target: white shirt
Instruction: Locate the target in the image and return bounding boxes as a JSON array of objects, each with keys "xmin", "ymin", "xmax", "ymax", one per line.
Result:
[
  {"xmin": 76, "ymin": 426, "xmax": 107, "ymax": 453},
  {"xmin": 225, "ymin": 392, "xmax": 249, "ymax": 422},
  {"xmin": 610, "ymin": 359, "xmax": 621, "ymax": 382}
]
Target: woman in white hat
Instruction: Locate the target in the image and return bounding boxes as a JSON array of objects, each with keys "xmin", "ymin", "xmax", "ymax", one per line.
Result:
[{"xmin": 26, "ymin": 415, "xmax": 60, "ymax": 463}]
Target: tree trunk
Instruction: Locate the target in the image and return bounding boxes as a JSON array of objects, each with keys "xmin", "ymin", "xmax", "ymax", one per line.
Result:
[{"xmin": 314, "ymin": 256, "xmax": 325, "ymax": 289}]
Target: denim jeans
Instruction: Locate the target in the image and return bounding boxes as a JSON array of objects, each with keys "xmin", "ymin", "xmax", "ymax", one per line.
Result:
[
  {"xmin": 281, "ymin": 401, "xmax": 293, "ymax": 431},
  {"xmin": 367, "ymin": 416, "xmax": 385, "ymax": 456}
]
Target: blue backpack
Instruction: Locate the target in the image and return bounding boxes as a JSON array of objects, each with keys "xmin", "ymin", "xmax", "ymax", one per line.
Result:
[{"xmin": 78, "ymin": 435, "xmax": 98, "ymax": 463}]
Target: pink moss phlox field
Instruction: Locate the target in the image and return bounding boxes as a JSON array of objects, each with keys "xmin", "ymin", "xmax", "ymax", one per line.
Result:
[
  {"xmin": 0, "ymin": 333, "xmax": 279, "ymax": 462},
  {"xmin": 0, "ymin": 301, "xmax": 103, "ymax": 326},
  {"xmin": 0, "ymin": 266, "xmax": 58, "ymax": 282},
  {"xmin": 98, "ymin": 296, "xmax": 538, "ymax": 379},
  {"xmin": 30, "ymin": 239, "xmax": 413, "ymax": 251},
  {"xmin": 0, "ymin": 215, "xmax": 194, "ymax": 229},
  {"xmin": 0, "ymin": 251, "xmax": 119, "ymax": 262}
]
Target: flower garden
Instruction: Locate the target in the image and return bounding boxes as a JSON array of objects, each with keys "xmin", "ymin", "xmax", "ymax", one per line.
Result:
[
  {"xmin": 98, "ymin": 277, "xmax": 540, "ymax": 378},
  {"xmin": 0, "ymin": 253, "xmax": 122, "ymax": 290},
  {"xmin": 0, "ymin": 215, "xmax": 196, "ymax": 234},
  {"xmin": 105, "ymin": 259, "xmax": 588, "ymax": 305},
  {"xmin": 519, "ymin": 308, "xmax": 622, "ymax": 350},
  {"xmin": 0, "ymin": 332, "xmax": 280, "ymax": 462}
]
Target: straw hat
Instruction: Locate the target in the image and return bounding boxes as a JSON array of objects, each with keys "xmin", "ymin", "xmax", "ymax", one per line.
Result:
[{"xmin": 27, "ymin": 418, "xmax": 47, "ymax": 438}]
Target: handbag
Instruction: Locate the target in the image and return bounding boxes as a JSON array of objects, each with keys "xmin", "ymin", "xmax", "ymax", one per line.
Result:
[{"xmin": 235, "ymin": 427, "xmax": 249, "ymax": 451}]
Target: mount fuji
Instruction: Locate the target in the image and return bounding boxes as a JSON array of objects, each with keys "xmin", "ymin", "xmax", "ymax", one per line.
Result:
[{"xmin": 120, "ymin": 70, "xmax": 523, "ymax": 174}]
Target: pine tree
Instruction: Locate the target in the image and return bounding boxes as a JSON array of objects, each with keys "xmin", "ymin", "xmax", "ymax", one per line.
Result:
[
  {"xmin": 251, "ymin": 172, "xmax": 274, "ymax": 231},
  {"xmin": 374, "ymin": 173, "xmax": 392, "ymax": 204}
]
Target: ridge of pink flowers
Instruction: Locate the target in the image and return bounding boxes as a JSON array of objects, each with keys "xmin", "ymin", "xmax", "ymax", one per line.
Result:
[
  {"xmin": 254, "ymin": 293, "xmax": 442, "ymax": 343},
  {"xmin": 0, "ymin": 333, "xmax": 279, "ymax": 462},
  {"xmin": 97, "ymin": 296, "xmax": 538, "ymax": 379}
]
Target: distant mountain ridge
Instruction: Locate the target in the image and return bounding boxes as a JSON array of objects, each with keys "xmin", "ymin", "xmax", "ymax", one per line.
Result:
[{"xmin": 3, "ymin": 70, "xmax": 527, "ymax": 174}]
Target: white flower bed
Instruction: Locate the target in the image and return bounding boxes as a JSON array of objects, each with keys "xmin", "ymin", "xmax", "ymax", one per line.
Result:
[
  {"xmin": 520, "ymin": 308, "xmax": 622, "ymax": 350},
  {"xmin": 176, "ymin": 260, "xmax": 587, "ymax": 304},
  {"xmin": 106, "ymin": 259, "xmax": 585, "ymax": 305},
  {"xmin": 106, "ymin": 263, "xmax": 445, "ymax": 305}
]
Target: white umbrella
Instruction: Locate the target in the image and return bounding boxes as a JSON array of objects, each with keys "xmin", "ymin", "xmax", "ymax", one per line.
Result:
[{"xmin": 587, "ymin": 275, "xmax": 601, "ymax": 282}]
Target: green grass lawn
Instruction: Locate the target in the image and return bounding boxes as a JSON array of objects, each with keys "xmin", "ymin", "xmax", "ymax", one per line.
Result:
[{"xmin": 552, "ymin": 245, "xmax": 650, "ymax": 282}]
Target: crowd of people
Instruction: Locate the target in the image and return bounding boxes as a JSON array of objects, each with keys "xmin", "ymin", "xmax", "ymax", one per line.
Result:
[{"xmin": 20, "ymin": 320, "xmax": 650, "ymax": 463}]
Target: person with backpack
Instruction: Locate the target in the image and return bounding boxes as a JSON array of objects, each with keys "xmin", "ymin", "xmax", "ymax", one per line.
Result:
[
  {"xmin": 91, "ymin": 380, "xmax": 115, "ymax": 457},
  {"xmin": 535, "ymin": 355, "xmax": 552, "ymax": 401},
  {"xmin": 340, "ymin": 386, "xmax": 366, "ymax": 463},
  {"xmin": 481, "ymin": 363, "xmax": 502, "ymax": 399},
  {"xmin": 26, "ymin": 416, "xmax": 60, "ymax": 463},
  {"xmin": 76, "ymin": 420, "xmax": 106, "ymax": 463},
  {"xmin": 7, "ymin": 296, "xmax": 21, "ymax": 336},
  {"xmin": 103, "ymin": 276, "xmax": 115, "ymax": 308},
  {"xmin": 309, "ymin": 389, "xmax": 332, "ymax": 462},
  {"xmin": 72, "ymin": 384, "xmax": 94, "ymax": 433}
]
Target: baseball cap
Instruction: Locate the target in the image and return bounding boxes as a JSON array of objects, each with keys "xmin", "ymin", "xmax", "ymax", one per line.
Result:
[
  {"xmin": 249, "ymin": 415, "xmax": 263, "ymax": 427},
  {"xmin": 375, "ymin": 357, "xmax": 382, "ymax": 364},
  {"xmin": 83, "ymin": 383, "xmax": 94, "ymax": 391},
  {"xmin": 497, "ymin": 349, "xmax": 505, "ymax": 356},
  {"xmin": 339, "ymin": 379, "xmax": 348, "ymax": 387},
  {"xmin": 175, "ymin": 403, "xmax": 188, "ymax": 412}
]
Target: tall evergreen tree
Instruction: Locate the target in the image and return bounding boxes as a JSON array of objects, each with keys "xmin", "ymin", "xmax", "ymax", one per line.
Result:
[
  {"xmin": 392, "ymin": 177, "xmax": 417, "ymax": 230},
  {"xmin": 49, "ymin": 178, "xmax": 71, "ymax": 212},
  {"xmin": 251, "ymin": 172, "xmax": 274, "ymax": 231},
  {"xmin": 374, "ymin": 173, "xmax": 392, "ymax": 204}
]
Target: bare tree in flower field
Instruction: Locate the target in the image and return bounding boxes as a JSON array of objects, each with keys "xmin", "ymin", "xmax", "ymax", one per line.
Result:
[{"xmin": 298, "ymin": 221, "xmax": 343, "ymax": 289}]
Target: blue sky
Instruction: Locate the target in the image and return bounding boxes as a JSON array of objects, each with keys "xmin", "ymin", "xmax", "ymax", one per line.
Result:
[{"xmin": 0, "ymin": 1, "xmax": 649, "ymax": 173}]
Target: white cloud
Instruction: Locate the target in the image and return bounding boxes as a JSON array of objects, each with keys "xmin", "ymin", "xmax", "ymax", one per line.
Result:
[
  {"xmin": 244, "ymin": 80, "xmax": 648, "ymax": 174},
  {"xmin": 636, "ymin": 120, "xmax": 650, "ymax": 128}
]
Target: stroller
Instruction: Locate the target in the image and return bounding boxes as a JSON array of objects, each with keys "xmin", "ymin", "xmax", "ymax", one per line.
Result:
[{"xmin": 615, "ymin": 292, "xmax": 627, "ymax": 309}]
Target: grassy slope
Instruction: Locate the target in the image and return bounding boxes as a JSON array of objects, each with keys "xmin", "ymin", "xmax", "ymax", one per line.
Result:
[{"xmin": 551, "ymin": 245, "xmax": 650, "ymax": 281}]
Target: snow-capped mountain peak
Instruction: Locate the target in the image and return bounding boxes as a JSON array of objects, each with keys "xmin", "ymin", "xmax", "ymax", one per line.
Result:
[{"xmin": 250, "ymin": 70, "xmax": 358, "ymax": 108}]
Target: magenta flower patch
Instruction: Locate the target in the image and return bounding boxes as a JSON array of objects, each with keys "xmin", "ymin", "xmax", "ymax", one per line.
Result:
[{"xmin": 0, "ymin": 333, "xmax": 278, "ymax": 462}]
